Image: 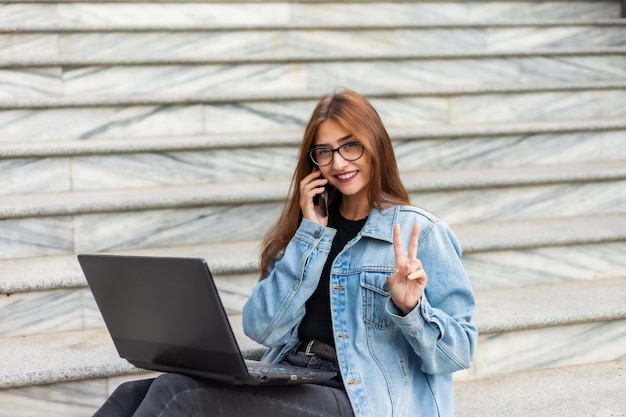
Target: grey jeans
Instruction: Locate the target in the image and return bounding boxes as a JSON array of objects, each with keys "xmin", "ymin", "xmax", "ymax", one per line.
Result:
[{"xmin": 92, "ymin": 353, "xmax": 353, "ymax": 417}]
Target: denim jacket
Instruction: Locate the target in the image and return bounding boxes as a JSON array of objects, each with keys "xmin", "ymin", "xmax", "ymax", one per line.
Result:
[{"xmin": 243, "ymin": 205, "xmax": 477, "ymax": 417}]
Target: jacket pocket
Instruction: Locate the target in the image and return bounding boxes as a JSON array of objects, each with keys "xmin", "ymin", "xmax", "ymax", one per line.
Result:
[{"xmin": 360, "ymin": 271, "xmax": 395, "ymax": 330}]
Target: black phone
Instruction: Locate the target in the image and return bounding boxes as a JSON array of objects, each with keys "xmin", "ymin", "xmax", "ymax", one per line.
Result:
[
  {"xmin": 317, "ymin": 189, "xmax": 328, "ymax": 217},
  {"xmin": 312, "ymin": 175, "xmax": 328, "ymax": 217}
]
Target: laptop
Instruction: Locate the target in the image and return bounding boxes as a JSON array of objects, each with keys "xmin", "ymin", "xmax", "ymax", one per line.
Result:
[{"xmin": 77, "ymin": 254, "xmax": 336, "ymax": 385}]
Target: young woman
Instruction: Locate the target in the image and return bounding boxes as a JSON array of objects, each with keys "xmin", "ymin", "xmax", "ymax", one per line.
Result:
[{"xmin": 92, "ymin": 89, "xmax": 476, "ymax": 417}]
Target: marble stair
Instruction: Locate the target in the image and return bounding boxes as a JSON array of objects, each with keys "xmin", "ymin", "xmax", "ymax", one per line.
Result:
[{"xmin": 1, "ymin": 1, "xmax": 626, "ymax": 416}]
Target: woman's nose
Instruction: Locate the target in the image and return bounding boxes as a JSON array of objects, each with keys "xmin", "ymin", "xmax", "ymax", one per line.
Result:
[{"xmin": 331, "ymin": 150, "xmax": 349, "ymax": 169}]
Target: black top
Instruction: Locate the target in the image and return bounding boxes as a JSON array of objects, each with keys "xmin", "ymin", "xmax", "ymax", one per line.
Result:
[{"xmin": 298, "ymin": 202, "xmax": 368, "ymax": 346}]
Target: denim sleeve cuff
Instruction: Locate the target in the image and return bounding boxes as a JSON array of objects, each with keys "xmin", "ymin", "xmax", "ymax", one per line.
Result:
[
  {"xmin": 386, "ymin": 295, "xmax": 440, "ymax": 335},
  {"xmin": 386, "ymin": 297, "xmax": 424, "ymax": 329},
  {"xmin": 295, "ymin": 218, "xmax": 337, "ymax": 246}
]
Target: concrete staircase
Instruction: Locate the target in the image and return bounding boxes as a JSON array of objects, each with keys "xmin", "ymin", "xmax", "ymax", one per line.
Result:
[{"xmin": 1, "ymin": 1, "xmax": 626, "ymax": 415}]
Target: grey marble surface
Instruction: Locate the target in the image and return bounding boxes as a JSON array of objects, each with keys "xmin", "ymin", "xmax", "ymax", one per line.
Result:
[
  {"xmin": 475, "ymin": 277, "xmax": 626, "ymax": 333},
  {"xmin": 2, "ymin": 163, "xmax": 626, "ymax": 258},
  {"xmin": 1, "ymin": 86, "xmax": 625, "ymax": 142},
  {"xmin": 69, "ymin": 146, "xmax": 297, "ymax": 190},
  {"xmin": 456, "ymin": 359, "xmax": 626, "ymax": 417},
  {"xmin": 0, "ymin": 2, "xmax": 619, "ymax": 30},
  {"xmin": 414, "ymin": 179, "xmax": 626, "ymax": 224},
  {"xmin": 0, "ymin": 158, "xmax": 71, "ymax": 194},
  {"xmin": 3, "ymin": 55, "xmax": 626, "ymax": 100},
  {"xmin": 464, "ymin": 241, "xmax": 626, "ymax": 290},
  {"xmin": 0, "ymin": 240, "xmax": 260, "ymax": 293},
  {"xmin": 0, "ymin": 288, "xmax": 87, "ymax": 338},
  {"xmin": 395, "ymin": 129, "xmax": 626, "ymax": 172},
  {"xmin": 0, "ymin": 328, "xmax": 139, "ymax": 390},
  {"xmin": 0, "ymin": 271, "xmax": 258, "ymax": 338},
  {"xmin": 0, "ymin": 316, "xmax": 263, "ymax": 390},
  {"xmin": 1, "ymin": 173, "xmax": 624, "ymax": 259},
  {"xmin": 0, "ymin": 68, "xmax": 61, "ymax": 98},
  {"xmin": 473, "ymin": 318, "xmax": 626, "ymax": 376},
  {"xmin": 2, "ymin": 26, "xmax": 624, "ymax": 64},
  {"xmin": 71, "ymin": 203, "xmax": 281, "ymax": 253},
  {"xmin": 1, "ymin": 277, "xmax": 624, "ymax": 394},
  {"xmin": 466, "ymin": 277, "xmax": 626, "ymax": 377},
  {"xmin": 2, "ymin": 216, "xmax": 626, "ymax": 337},
  {"xmin": 2, "ymin": 246, "xmax": 625, "ymax": 338},
  {"xmin": 0, "ymin": 378, "xmax": 108, "ymax": 417},
  {"xmin": 2, "ymin": 126, "xmax": 624, "ymax": 196},
  {"xmin": 0, "ymin": 217, "xmax": 75, "ymax": 259},
  {"xmin": 0, "ymin": 105, "xmax": 205, "ymax": 142}
]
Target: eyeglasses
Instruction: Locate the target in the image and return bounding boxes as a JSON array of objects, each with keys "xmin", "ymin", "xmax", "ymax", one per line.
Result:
[{"xmin": 308, "ymin": 142, "xmax": 365, "ymax": 166}]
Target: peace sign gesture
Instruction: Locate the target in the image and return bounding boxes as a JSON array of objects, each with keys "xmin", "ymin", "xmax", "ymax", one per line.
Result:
[{"xmin": 387, "ymin": 223, "xmax": 428, "ymax": 315}]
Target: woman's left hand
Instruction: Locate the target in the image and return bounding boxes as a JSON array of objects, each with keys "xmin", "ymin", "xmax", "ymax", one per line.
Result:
[{"xmin": 387, "ymin": 223, "xmax": 428, "ymax": 315}]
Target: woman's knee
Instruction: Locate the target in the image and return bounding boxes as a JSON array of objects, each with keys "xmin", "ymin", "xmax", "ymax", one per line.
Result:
[
  {"xmin": 111, "ymin": 378, "xmax": 154, "ymax": 400},
  {"xmin": 132, "ymin": 374, "xmax": 221, "ymax": 417},
  {"xmin": 147, "ymin": 373, "xmax": 213, "ymax": 398},
  {"xmin": 92, "ymin": 378, "xmax": 155, "ymax": 417}
]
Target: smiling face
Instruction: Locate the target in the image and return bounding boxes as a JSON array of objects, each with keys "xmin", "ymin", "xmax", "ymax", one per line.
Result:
[{"xmin": 314, "ymin": 119, "xmax": 372, "ymax": 217}]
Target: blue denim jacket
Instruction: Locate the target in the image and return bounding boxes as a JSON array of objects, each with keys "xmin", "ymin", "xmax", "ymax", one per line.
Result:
[{"xmin": 243, "ymin": 205, "xmax": 477, "ymax": 417}]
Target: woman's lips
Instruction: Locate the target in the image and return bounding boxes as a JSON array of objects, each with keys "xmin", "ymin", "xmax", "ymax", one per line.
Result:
[{"xmin": 335, "ymin": 171, "xmax": 358, "ymax": 182}]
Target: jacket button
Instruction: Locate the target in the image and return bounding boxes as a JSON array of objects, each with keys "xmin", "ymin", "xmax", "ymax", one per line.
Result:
[{"xmin": 310, "ymin": 230, "xmax": 321, "ymax": 238}]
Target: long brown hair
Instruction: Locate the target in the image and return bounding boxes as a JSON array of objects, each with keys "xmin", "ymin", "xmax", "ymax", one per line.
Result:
[{"xmin": 259, "ymin": 88, "xmax": 409, "ymax": 277}]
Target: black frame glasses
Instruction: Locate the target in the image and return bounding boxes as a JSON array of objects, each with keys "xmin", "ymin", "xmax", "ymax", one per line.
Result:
[{"xmin": 308, "ymin": 142, "xmax": 365, "ymax": 166}]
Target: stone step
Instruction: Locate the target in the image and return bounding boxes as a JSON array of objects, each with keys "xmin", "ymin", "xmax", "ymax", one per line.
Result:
[
  {"xmin": 2, "ymin": 212, "xmax": 625, "ymax": 293},
  {"xmin": 1, "ymin": 81, "xmax": 625, "ymax": 142},
  {"xmin": 2, "ymin": 357, "xmax": 624, "ymax": 417},
  {"xmin": 4, "ymin": 161, "xmax": 625, "ymax": 221},
  {"xmin": 0, "ymin": 277, "xmax": 624, "ymax": 417},
  {"xmin": 1, "ymin": 121, "xmax": 625, "ymax": 195},
  {"xmin": 405, "ymin": 161, "xmax": 626, "ymax": 225},
  {"xmin": 2, "ymin": 51, "xmax": 626, "ymax": 100},
  {"xmin": 5, "ymin": 18, "xmax": 626, "ymax": 33},
  {"xmin": 0, "ymin": 329, "xmax": 148, "ymax": 417},
  {"xmin": 2, "ymin": 29, "xmax": 625, "ymax": 64},
  {"xmin": 467, "ymin": 277, "xmax": 626, "ymax": 378},
  {"xmin": 1, "ymin": 119, "xmax": 625, "ymax": 196},
  {"xmin": 3, "ymin": 214, "xmax": 626, "ymax": 337},
  {"xmin": 455, "ymin": 359, "xmax": 626, "ymax": 417},
  {"xmin": 5, "ymin": 19, "xmax": 626, "ymax": 34},
  {"xmin": 2, "ymin": 118, "xmax": 625, "ymax": 159},
  {"xmin": 0, "ymin": 315, "xmax": 261, "ymax": 390},
  {"xmin": 0, "ymin": 241, "xmax": 260, "ymax": 294},
  {"xmin": 1, "ymin": 163, "xmax": 625, "ymax": 258},
  {"xmin": 1, "ymin": 216, "xmax": 624, "ymax": 294},
  {"xmin": 0, "ymin": 242, "xmax": 261, "ymax": 338},
  {"xmin": 0, "ymin": 1, "xmax": 619, "ymax": 32}
]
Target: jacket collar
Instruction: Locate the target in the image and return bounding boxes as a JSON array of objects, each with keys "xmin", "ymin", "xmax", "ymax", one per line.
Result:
[{"xmin": 360, "ymin": 205, "xmax": 399, "ymax": 243}]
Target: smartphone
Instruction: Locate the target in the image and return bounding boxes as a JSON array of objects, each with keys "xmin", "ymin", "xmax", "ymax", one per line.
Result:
[
  {"xmin": 317, "ymin": 188, "xmax": 328, "ymax": 217},
  {"xmin": 312, "ymin": 175, "xmax": 328, "ymax": 217}
]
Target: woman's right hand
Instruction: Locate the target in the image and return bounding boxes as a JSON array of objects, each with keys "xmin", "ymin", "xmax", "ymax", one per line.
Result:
[{"xmin": 299, "ymin": 171, "xmax": 328, "ymax": 226}]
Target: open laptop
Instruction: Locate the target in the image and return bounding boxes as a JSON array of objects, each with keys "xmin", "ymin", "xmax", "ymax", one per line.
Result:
[{"xmin": 77, "ymin": 254, "xmax": 336, "ymax": 385}]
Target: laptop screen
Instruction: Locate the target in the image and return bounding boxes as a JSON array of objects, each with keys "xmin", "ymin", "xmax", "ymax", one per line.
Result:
[{"xmin": 78, "ymin": 254, "xmax": 249, "ymax": 377}]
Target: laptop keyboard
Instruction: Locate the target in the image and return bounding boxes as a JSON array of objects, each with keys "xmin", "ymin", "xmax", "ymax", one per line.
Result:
[{"xmin": 247, "ymin": 361, "xmax": 318, "ymax": 376}]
